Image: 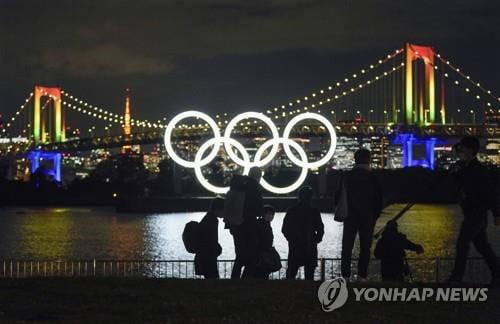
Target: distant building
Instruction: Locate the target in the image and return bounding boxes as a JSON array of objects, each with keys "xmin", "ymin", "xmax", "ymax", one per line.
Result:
[
  {"xmin": 62, "ymin": 149, "xmax": 111, "ymax": 180},
  {"xmin": 331, "ymin": 136, "xmax": 360, "ymax": 169},
  {"xmin": 370, "ymin": 136, "xmax": 389, "ymax": 169},
  {"xmin": 330, "ymin": 136, "xmax": 400, "ymax": 169},
  {"xmin": 386, "ymin": 145, "xmax": 403, "ymax": 169},
  {"xmin": 485, "ymin": 137, "xmax": 500, "ymax": 165},
  {"xmin": 485, "ymin": 111, "xmax": 500, "ymax": 125},
  {"xmin": 143, "ymin": 152, "xmax": 162, "ymax": 173},
  {"xmin": 5, "ymin": 156, "xmax": 30, "ymax": 181},
  {"xmin": 434, "ymin": 146, "xmax": 457, "ymax": 170},
  {"xmin": 484, "ymin": 111, "xmax": 500, "ymax": 165}
]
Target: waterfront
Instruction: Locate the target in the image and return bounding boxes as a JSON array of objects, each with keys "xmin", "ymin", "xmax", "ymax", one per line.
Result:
[{"xmin": 1, "ymin": 204, "xmax": 499, "ymax": 261}]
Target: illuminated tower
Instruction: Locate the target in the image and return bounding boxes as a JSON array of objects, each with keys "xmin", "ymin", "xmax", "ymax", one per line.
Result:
[
  {"xmin": 397, "ymin": 44, "xmax": 445, "ymax": 170},
  {"xmin": 33, "ymin": 86, "xmax": 65, "ymax": 143},
  {"xmin": 28, "ymin": 86, "xmax": 65, "ymax": 182},
  {"xmin": 404, "ymin": 43, "xmax": 439, "ymax": 125},
  {"xmin": 122, "ymin": 88, "xmax": 133, "ymax": 153}
]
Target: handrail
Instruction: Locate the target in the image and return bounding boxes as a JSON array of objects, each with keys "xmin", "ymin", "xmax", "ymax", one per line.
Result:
[
  {"xmin": 0, "ymin": 257, "xmax": 486, "ymax": 262},
  {"xmin": 0, "ymin": 257, "xmax": 496, "ymax": 283}
]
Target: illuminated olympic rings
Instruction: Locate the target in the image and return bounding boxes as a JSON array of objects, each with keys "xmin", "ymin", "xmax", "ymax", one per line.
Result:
[{"xmin": 164, "ymin": 111, "xmax": 337, "ymax": 194}]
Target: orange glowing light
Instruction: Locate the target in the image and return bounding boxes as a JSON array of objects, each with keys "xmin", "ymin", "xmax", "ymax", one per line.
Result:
[{"xmin": 404, "ymin": 43, "xmax": 436, "ymax": 125}]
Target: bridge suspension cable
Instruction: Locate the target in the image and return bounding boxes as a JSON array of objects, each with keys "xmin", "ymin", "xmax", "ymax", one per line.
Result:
[
  {"xmin": 63, "ymin": 102, "xmax": 135, "ymax": 136},
  {"xmin": 436, "ymin": 65, "xmax": 499, "ymax": 110},
  {"xmin": 55, "ymin": 48, "xmax": 406, "ymax": 133},
  {"xmin": 269, "ymin": 59, "xmax": 405, "ymax": 122},
  {"xmin": 18, "ymin": 96, "xmax": 56, "ymax": 140},
  {"xmin": 63, "ymin": 101, "xmax": 166, "ymax": 137},
  {"xmin": 265, "ymin": 48, "xmax": 403, "ymax": 121},
  {"xmin": 61, "ymin": 90, "xmax": 164, "ymax": 130},
  {"xmin": 1, "ymin": 92, "xmax": 33, "ymax": 136},
  {"xmin": 435, "ymin": 52, "xmax": 499, "ymax": 103},
  {"xmin": 63, "ymin": 101, "xmax": 122, "ymax": 124},
  {"xmin": 432, "ymin": 53, "xmax": 500, "ymax": 124}
]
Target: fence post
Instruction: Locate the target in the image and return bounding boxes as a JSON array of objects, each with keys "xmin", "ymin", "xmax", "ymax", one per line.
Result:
[
  {"xmin": 93, "ymin": 259, "xmax": 96, "ymax": 276},
  {"xmin": 320, "ymin": 258, "xmax": 326, "ymax": 281},
  {"xmin": 435, "ymin": 257, "xmax": 440, "ymax": 283}
]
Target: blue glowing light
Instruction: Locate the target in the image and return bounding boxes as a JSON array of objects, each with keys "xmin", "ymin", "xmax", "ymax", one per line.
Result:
[
  {"xmin": 394, "ymin": 133, "xmax": 442, "ymax": 169},
  {"xmin": 27, "ymin": 150, "xmax": 62, "ymax": 182}
]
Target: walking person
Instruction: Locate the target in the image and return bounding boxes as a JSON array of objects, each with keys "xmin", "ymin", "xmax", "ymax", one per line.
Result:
[
  {"xmin": 194, "ymin": 197, "xmax": 224, "ymax": 279},
  {"xmin": 335, "ymin": 148, "xmax": 382, "ymax": 281},
  {"xmin": 374, "ymin": 220, "xmax": 424, "ymax": 281},
  {"xmin": 225, "ymin": 167, "xmax": 264, "ymax": 279},
  {"xmin": 447, "ymin": 137, "xmax": 500, "ymax": 285},
  {"xmin": 282, "ymin": 186, "xmax": 324, "ymax": 280}
]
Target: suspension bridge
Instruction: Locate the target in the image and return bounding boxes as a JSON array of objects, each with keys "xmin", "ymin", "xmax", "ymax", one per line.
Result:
[{"xmin": 1, "ymin": 43, "xmax": 499, "ymax": 181}]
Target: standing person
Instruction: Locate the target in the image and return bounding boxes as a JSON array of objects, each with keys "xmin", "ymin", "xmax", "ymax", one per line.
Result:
[
  {"xmin": 282, "ymin": 186, "xmax": 324, "ymax": 280},
  {"xmin": 194, "ymin": 197, "xmax": 224, "ymax": 279},
  {"xmin": 447, "ymin": 137, "xmax": 500, "ymax": 285},
  {"xmin": 227, "ymin": 167, "xmax": 264, "ymax": 279},
  {"xmin": 374, "ymin": 220, "xmax": 424, "ymax": 281},
  {"xmin": 255, "ymin": 205, "xmax": 278, "ymax": 279},
  {"xmin": 336, "ymin": 148, "xmax": 382, "ymax": 281}
]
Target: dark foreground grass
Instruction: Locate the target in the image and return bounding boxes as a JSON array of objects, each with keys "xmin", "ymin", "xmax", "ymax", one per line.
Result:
[{"xmin": 0, "ymin": 278, "xmax": 498, "ymax": 323}]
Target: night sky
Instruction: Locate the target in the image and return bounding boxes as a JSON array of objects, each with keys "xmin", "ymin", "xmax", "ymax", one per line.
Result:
[{"xmin": 1, "ymin": 0, "xmax": 499, "ymax": 128}]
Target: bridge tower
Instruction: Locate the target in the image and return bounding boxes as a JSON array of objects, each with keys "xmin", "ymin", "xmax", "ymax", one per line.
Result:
[
  {"xmin": 399, "ymin": 44, "xmax": 447, "ymax": 169},
  {"xmin": 33, "ymin": 86, "xmax": 65, "ymax": 144},
  {"xmin": 27, "ymin": 86, "xmax": 65, "ymax": 182},
  {"xmin": 404, "ymin": 43, "xmax": 443, "ymax": 126}
]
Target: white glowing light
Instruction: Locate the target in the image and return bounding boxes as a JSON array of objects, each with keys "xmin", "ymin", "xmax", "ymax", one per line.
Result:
[
  {"xmin": 224, "ymin": 112, "xmax": 279, "ymax": 168},
  {"xmin": 194, "ymin": 137, "xmax": 250, "ymax": 194},
  {"xmin": 164, "ymin": 110, "xmax": 221, "ymax": 168},
  {"xmin": 164, "ymin": 111, "xmax": 337, "ymax": 194},
  {"xmin": 254, "ymin": 138, "xmax": 308, "ymax": 194},
  {"xmin": 283, "ymin": 112, "xmax": 337, "ymax": 169}
]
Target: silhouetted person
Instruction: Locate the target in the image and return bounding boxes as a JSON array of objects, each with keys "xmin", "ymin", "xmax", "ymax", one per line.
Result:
[
  {"xmin": 210, "ymin": 157, "xmax": 225, "ymax": 186},
  {"xmin": 283, "ymin": 186, "xmax": 324, "ymax": 280},
  {"xmin": 228, "ymin": 167, "xmax": 264, "ymax": 279},
  {"xmin": 374, "ymin": 220, "xmax": 423, "ymax": 281},
  {"xmin": 255, "ymin": 205, "xmax": 276, "ymax": 279},
  {"xmin": 195, "ymin": 198, "xmax": 224, "ymax": 279},
  {"xmin": 447, "ymin": 137, "xmax": 500, "ymax": 285},
  {"xmin": 336, "ymin": 149, "xmax": 382, "ymax": 280}
]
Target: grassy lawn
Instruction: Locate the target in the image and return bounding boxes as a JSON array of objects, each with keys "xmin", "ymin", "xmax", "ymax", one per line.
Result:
[{"xmin": 0, "ymin": 278, "xmax": 498, "ymax": 323}]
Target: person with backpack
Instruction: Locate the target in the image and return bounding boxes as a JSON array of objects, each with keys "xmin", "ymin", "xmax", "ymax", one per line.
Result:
[
  {"xmin": 374, "ymin": 220, "xmax": 424, "ymax": 281},
  {"xmin": 224, "ymin": 167, "xmax": 264, "ymax": 279},
  {"xmin": 255, "ymin": 205, "xmax": 281, "ymax": 279},
  {"xmin": 335, "ymin": 149, "xmax": 382, "ymax": 281},
  {"xmin": 282, "ymin": 186, "xmax": 324, "ymax": 280},
  {"xmin": 190, "ymin": 197, "xmax": 224, "ymax": 279}
]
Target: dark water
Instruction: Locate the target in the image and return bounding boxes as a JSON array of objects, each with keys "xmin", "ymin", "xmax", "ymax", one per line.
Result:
[{"xmin": 1, "ymin": 205, "xmax": 499, "ymax": 261}]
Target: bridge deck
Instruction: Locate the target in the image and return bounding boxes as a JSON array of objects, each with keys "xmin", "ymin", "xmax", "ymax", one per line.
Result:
[{"xmin": 12, "ymin": 123, "xmax": 500, "ymax": 152}]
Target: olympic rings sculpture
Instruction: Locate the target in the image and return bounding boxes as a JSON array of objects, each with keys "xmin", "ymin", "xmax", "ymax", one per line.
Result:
[{"xmin": 164, "ymin": 111, "xmax": 337, "ymax": 194}]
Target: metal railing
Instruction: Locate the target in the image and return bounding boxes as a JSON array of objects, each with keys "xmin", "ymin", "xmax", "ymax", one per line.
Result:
[{"xmin": 0, "ymin": 258, "xmax": 496, "ymax": 283}]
